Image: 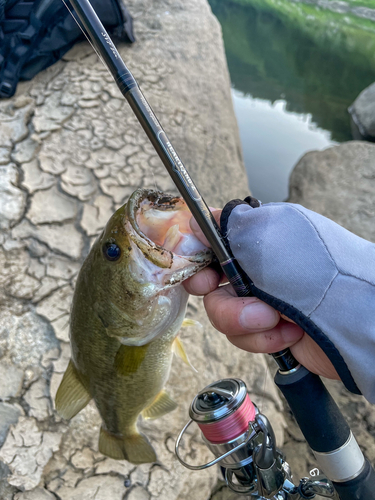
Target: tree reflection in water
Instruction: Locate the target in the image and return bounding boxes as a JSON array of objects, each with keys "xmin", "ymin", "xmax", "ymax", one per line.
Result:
[{"xmin": 209, "ymin": 0, "xmax": 375, "ymax": 201}]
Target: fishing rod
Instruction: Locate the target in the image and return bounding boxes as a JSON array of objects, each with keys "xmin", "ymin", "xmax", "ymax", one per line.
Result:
[{"xmin": 64, "ymin": 1, "xmax": 375, "ymax": 497}]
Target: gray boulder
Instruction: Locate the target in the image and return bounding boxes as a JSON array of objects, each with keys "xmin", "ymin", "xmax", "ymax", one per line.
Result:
[
  {"xmin": 349, "ymin": 83, "xmax": 375, "ymax": 141},
  {"xmin": 289, "ymin": 141, "xmax": 375, "ymax": 241}
]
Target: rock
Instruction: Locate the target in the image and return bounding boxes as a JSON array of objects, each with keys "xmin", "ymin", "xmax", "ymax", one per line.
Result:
[
  {"xmin": 36, "ymin": 285, "xmax": 74, "ymax": 323},
  {"xmin": 21, "ymin": 160, "xmax": 55, "ymax": 194},
  {"xmin": 9, "ymin": 274, "xmax": 41, "ymax": 300},
  {"xmin": 33, "ymin": 92, "xmax": 74, "ymax": 133},
  {"xmin": 61, "ymin": 164, "xmax": 97, "ymax": 201},
  {"xmin": 12, "ymin": 220, "xmax": 84, "ymax": 259},
  {"xmin": 31, "ymin": 276, "xmax": 62, "ymax": 304},
  {"xmin": 0, "ymin": 164, "xmax": 27, "ymax": 230},
  {"xmin": 55, "ymin": 475, "xmax": 125, "ymax": 500},
  {"xmin": 0, "ymin": 100, "xmax": 34, "ymax": 148},
  {"xmin": 289, "ymin": 142, "xmax": 375, "ymax": 241},
  {"xmin": 27, "ymin": 186, "xmax": 78, "ymax": 225},
  {"xmin": 39, "ymin": 151, "xmax": 66, "ymax": 175},
  {"xmin": 0, "ymin": 363, "xmax": 23, "ymax": 400},
  {"xmin": 0, "ymin": 147, "xmax": 11, "ymax": 165},
  {"xmin": 127, "ymin": 486, "xmax": 150, "ymax": 500},
  {"xmin": 0, "ymin": 404, "xmax": 21, "ymax": 448},
  {"xmin": 0, "ymin": 309, "xmax": 58, "ymax": 370},
  {"xmin": 130, "ymin": 463, "xmax": 151, "ymax": 487},
  {"xmin": 24, "ymin": 377, "xmax": 52, "ymax": 420},
  {"xmin": 50, "ymin": 314, "xmax": 70, "ymax": 343},
  {"xmin": 27, "ymin": 257, "xmax": 46, "ymax": 280},
  {"xmin": 80, "ymin": 195, "xmax": 113, "ymax": 236},
  {"xmin": 349, "ymin": 83, "xmax": 375, "ymax": 141},
  {"xmin": 0, "ymin": 417, "xmax": 61, "ymax": 490},
  {"xmin": 70, "ymin": 447, "xmax": 96, "ymax": 472},
  {"xmin": 42, "ymin": 254, "xmax": 80, "ymax": 280},
  {"xmin": 14, "ymin": 487, "xmax": 56, "ymax": 500},
  {"xmin": 12, "ymin": 138, "xmax": 39, "ymax": 164},
  {"xmin": 95, "ymin": 457, "xmax": 133, "ymax": 476}
]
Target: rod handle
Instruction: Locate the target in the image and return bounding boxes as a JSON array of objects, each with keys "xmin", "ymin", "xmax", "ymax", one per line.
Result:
[
  {"xmin": 275, "ymin": 366, "xmax": 350, "ymax": 453},
  {"xmin": 275, "ymin": 366, "xmax": 375, "ymax": 499}
]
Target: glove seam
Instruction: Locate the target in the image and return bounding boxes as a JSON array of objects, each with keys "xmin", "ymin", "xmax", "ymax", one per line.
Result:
[
  {"xmin": 287, "ymin": 205, "xmax": 338, "ymax": 271},
  {"xmin": 291, "ymin": 205, "xmax": 375, "ymax": 287},
  {"xmin": 308, "ymin": 269, "xmax": 339, "ymax": 317},
  {"xmin": 336, "ymin": 268, "xmax": 375, "ymax": 288}
]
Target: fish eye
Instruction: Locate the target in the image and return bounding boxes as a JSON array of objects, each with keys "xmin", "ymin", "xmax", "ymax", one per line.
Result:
[{"xmin": 103, "ymin": 242, "xmax": 121, "ymax": 261}]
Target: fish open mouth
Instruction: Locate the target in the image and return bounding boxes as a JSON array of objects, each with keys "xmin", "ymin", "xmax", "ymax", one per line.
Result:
[{"xmin": 125, "ymin": 189, "xmax": 212, "ymax": 286}]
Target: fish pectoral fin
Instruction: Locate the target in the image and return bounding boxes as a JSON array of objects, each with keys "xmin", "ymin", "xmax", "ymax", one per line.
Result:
[
  {"xmin": 141, "ymin": 390, "xmax": 178, "ymax": 420},
  {"xmin": 172, "ymin": 336, "xmax": 197, "ymax": 373},
  {"xmin": 182, "ymin": 318, "xmax": 203, "ymax": 331},
  {"xmin": 55, "ymin": 360, "xmax": 91, "ymax": 419},
  {"xmin": 114, "ymin": 344, "xmax": 148, "ymax": 376},
  {"xmin": 99, "ymin": 427, "xmax": 157, "ymax": 464}
]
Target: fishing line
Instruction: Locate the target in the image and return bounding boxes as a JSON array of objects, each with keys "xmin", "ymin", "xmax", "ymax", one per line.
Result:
[
  {"xmin": 61, "ymin": 0, "xmax": 110, "ymax": 74},
  {"xmin": 151, "ymin": 168, "xmax": 159, "ymax": 193},
  {"xmin": 259, "ymin": 358, "xmax": 269, "ymax": 415}
]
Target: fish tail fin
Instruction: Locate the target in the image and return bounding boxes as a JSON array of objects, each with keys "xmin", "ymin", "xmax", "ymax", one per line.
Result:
[
  {"xmin": 55, "ymin": 360, "xmax": 91, "ymax": 419},
  {"xmin": 99, "ymin": 426, "xmax": 157, "ymax": 464}
]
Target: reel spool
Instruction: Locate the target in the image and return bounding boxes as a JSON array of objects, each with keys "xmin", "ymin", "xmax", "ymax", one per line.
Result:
[{"xmin": 175, "ymin": 378, "xmax": 288, "ymax": 497}]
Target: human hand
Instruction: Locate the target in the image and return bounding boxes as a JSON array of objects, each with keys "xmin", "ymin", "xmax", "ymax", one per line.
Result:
[{"xmin": 184, "ymin": 208, "xmax": 340, "ymax": 381}]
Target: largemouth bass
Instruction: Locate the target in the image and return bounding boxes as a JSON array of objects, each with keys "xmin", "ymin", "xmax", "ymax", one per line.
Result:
[{"xmin": 55, "ymin": 189, "xmax": 212, "ymax": 464}]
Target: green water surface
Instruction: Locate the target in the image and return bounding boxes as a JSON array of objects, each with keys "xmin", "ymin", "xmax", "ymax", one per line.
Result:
[{"xmin": 209, "ymin": 0, "xmax": 375, "ymax": 200}]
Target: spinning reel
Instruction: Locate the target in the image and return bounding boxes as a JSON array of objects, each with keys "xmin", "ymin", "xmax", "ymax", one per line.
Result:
[{"xmin": 176, "ymin": 379, "xmax": 336, "ymax": 499}]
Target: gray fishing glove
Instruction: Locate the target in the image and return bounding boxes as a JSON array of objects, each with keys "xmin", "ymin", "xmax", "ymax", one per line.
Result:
[{"xmin": 221, "ymin": 198, "xmax": 375, "ymax": 403}]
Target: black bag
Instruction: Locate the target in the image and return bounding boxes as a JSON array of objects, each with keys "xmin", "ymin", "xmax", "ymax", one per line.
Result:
[{"xmin": 0, "ymin": 0, "xmax": 135, "ymax": 98}]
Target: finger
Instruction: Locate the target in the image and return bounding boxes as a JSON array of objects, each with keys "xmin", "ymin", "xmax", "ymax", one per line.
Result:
[
  {"xmin": 227, "ymin": 320, "xmax": 304, "ymax": 353},
  {"xmin": 183, "ymin": 267, "xmax": 221, "ymax": 296},
  {"xmin": 203, "ymin": 284, "xmax": 281, "ymax": 335},
  {"xmin": 190, "ymin": 209, "xmax": 222, "ymax": 247},
  {"xmin": 291, "ymin": 334, "xmax": 340, "ymax": 380},
  {"xmin": 227, "ymin": 322, "xmax": 339, "ymax": 380}
]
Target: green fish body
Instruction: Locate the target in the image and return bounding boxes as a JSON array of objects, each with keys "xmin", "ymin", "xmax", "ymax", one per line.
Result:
[{"xmin": 55, "ymin": 189, "xmax": 211, "ymax": 464}]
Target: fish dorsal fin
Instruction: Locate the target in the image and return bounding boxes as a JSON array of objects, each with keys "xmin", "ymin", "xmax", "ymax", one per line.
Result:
[
  {"xmin": 182, "ymin": 318, "xmax": 203, "ymax": 331},
  {"xmin": 55, "ymin": 360, "xmax": 91, "ymax": 419},
  {"xmin": 141, "ymin": 390, "xmax": 177, "ymax": 420},
  {"xmin": 114, "ymin": 344, "xmax": 148, "ymax": 376},
  {"xmin": 172, "ymin": 336, "xmax": 197, "ymax": 372}
]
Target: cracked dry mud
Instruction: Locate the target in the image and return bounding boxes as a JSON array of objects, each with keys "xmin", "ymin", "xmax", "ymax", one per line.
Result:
[{"xmin": 0, "ymin": 0, "xmax": 286, "ymax": 498}]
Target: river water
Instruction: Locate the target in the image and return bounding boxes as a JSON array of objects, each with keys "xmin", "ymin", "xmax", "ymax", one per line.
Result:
[{"xmin": 209, "ymin": 0, "xmax": 375, "ymax": 202}]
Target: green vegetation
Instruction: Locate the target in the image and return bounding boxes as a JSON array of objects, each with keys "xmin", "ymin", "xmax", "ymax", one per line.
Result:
[
  {"xmin": 231, "ymin": 0, "xmax": 375, "ymax": 66},
  {"xmin": 209, "ymin": 0, "xmax": 375, "ymax": 141}
]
